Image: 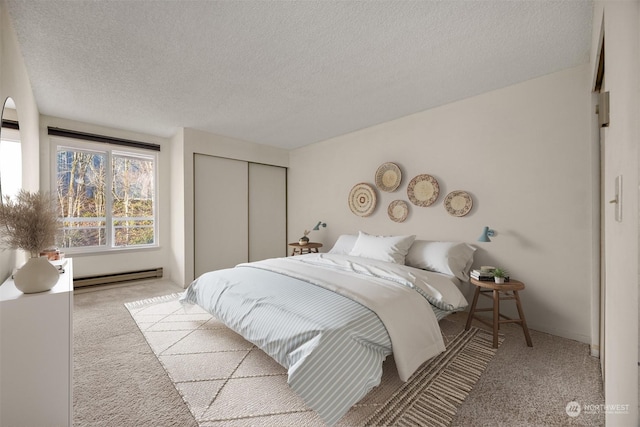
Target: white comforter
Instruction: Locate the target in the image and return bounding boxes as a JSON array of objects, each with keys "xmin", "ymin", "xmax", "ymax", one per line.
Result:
[
  {"xmin": 181, "ymin": 253, "xmax": 467, "ymax": 425},
  {"xmin": 249, "ymin": 254, "xmax": 447, "ymax": 381}
]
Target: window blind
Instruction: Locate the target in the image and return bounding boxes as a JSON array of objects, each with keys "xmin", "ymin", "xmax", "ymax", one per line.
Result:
[
  {"xmin": 48, "ymin": 127, "xmax": 160, "ymax": 152},
  {"xmin": 1, "ymin": 119, "xmax": 19, "ymax": 130}
]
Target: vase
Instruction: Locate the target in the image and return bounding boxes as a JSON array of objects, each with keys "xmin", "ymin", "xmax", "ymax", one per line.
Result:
[
  {"xmin": 494, "ymin": 277, "xmax": 505, "ymax": 284},
  {"xmin": 13, "ymin": 257, "xmax": 59, "ymax": 294}
]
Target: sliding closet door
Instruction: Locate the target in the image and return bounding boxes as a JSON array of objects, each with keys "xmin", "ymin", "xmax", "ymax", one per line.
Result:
[
  {"xmin": 248, "ymin": 163, "xmax": 287, "ymax": 262},
  {"xmin": 194, "ymin": 154, "xmax": 248, "ymax": 277}
]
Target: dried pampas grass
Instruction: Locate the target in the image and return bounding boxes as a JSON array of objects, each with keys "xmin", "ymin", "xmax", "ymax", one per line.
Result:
[{"xmin": 0, "ymin": 190, "xmax": 59, "ymax": 257}]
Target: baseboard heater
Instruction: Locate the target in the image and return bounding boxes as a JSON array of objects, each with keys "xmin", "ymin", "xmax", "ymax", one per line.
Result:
[{"xmin": 74, "ymin": 267, "xmax": 163, "ymax": 288}]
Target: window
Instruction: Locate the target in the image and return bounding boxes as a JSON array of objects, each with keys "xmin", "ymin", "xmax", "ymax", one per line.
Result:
[
  {"xmin": 54, "ymin": 138, "xmax": 158, "ymax": 252},
  {"xmin": 0, "ymin": 126, "xmax": 22, "ymax": 200}
]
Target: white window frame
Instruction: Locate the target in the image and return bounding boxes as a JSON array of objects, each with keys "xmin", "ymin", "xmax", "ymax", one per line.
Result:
[{"xmin": 51, "ymin": 136, "xmax": 159, "ymax": 254}]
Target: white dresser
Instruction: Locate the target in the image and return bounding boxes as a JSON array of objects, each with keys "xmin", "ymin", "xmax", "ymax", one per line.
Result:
[{"xmin": 0, "ymin": 258, "xmax": 73, "ymax": 427}]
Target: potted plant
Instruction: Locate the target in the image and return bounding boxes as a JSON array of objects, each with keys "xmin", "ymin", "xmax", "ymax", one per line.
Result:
[
  {"xmin": 493, "ymin": 267, "xmax": 507, "ymax": 284},
  {"xmin": 298, "ymin": 230, "xmax": 310, "ymax": 246},
  {"xmin": 0, "ymin": 190, "xmax": 60, "ymax": 293}
]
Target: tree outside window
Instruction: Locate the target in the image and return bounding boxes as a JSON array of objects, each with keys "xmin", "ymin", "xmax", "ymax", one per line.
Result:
[{"xmin": 55, "ymin": 142, "xmax": 157, "ymax": 251}]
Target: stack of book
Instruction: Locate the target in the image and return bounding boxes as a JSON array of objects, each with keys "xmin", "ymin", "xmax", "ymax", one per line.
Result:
[{"xmin": 470, "ymin": 269, "xmax": 495, "ymax": 281}]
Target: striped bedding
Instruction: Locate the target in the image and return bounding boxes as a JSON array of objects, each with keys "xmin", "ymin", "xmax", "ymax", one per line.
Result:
[{"xmin": 180, "ymin": 253, "xmax": 468, "ymax": 425}]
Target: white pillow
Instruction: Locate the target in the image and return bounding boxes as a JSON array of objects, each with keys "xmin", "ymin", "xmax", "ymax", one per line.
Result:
[
  {"xmin": 405, "ymin": 240, "xmax": 476, "ymax": 281},
  {"xmin": 327, "ymin": 234, "xmax": 358, "ymax": 255},
  {"xmin": 349, "ymin": 231, "xmax": 416, "ymax": 265}
]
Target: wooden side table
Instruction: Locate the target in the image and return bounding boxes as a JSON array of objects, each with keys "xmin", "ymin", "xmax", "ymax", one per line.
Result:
[
  {"xmin": 465, "ymin": 278, "xmax": 533, "ymax": 348},
  {"xmin": 289, "ymin": 242, "xmax": 323, "ymax": 256}
]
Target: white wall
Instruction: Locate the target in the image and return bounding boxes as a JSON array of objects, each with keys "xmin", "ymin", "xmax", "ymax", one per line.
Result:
[
  {"xmin": 39, "ymin": 115, "xmax": 173, "ymax": 279},
  {"xmin": 169, "ymin": 128, "xmax": 186, "ymax": 289},
  {"xmin": 289, "ymin": 65, "xmax": 594, "ymax": 344},
  {"xmin": 0, "ymin": 1, "xmax": 40, "ymax": 282},
  {"xmin": 591, "ymin": 2, "xmax": 639, "ymax": 425},
  {"xmin": 170, "ymin": 127, "xmax": 289, "ymax": 287}
]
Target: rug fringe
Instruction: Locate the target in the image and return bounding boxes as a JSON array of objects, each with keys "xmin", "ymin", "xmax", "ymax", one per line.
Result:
[
  {"xmin": 364, "ymin": 328, "xmax": 502, "ymax": 427},
  {"xmin": 124, "ymin": 292, "xmax": 183, "ymax": 309}
]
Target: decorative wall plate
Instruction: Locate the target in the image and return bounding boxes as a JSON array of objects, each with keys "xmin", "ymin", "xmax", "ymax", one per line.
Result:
[
  {"xmin": 407, "ymin": 174, "xmax": 440, "ymax": 207},
  {"xmin": 388, "ymin": 200, "xmax": 409, "ymax": 223},
  {"xmin": 348, "ymin": 183, "xmax": 377, "ymax": 217},
  {"xmin": 444, "ymin": 190, "xmax": 473, "ymax": 217},
  {"xmin": 375, "ymin": 162, "xmax": 402, "ymax": 192}
]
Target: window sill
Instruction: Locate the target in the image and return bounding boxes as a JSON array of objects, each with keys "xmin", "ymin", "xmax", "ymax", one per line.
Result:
[{"xmin": 61, "ymin": 245, "xmax": 161, "ymax": 257}]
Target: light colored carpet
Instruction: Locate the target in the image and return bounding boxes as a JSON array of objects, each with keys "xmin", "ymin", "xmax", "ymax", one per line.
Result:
[
  {"xmin": 74, "ymin": 280, "xmax": 605, "ymax": 426},
  {"xmin": 73, "ymin": 281, "xmax": 197, "ymax": 427},
  {"xmin": 124, "ymin": 294, "xmax": 501, "ymax": 426}
]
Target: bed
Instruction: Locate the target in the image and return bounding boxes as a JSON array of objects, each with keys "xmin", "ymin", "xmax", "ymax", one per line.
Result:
[{"xmin": 180, "ymin": 232, "xmax": 475, "ymax": 425}]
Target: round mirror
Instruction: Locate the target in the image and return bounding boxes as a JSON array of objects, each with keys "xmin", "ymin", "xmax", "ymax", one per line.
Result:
[{"xmin": 0, "ymin": 97, "xmax": 22, "ymax": 200}]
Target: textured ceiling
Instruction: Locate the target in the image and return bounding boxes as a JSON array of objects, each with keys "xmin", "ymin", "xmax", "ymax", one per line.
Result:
[{"xmin": 6, "ymin": 1, "xmax": 592, "ymax": 149}]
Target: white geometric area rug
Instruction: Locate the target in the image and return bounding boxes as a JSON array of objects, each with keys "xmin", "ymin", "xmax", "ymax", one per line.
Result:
[{"xmin": 125, "ymin": 294, "xmax": 501, "ymax": 427}]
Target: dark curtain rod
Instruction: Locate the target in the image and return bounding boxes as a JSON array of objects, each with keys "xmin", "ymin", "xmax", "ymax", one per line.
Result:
[
  {"xmin": 48, "ymin": 127, "xmax": 161, "ymax": 152},
  {"xmin": 1, "ymin": 119, "xmax": 19, "ymax": 130}
]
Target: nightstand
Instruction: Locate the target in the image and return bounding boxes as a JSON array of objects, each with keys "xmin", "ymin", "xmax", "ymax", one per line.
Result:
[
  {"xmin": 465, "ymin": 277, "xmax": 533, "ymax": 348},
  {"xmin": 289, "ymin": 242, "xmax": 322, "ymax": 256}
]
